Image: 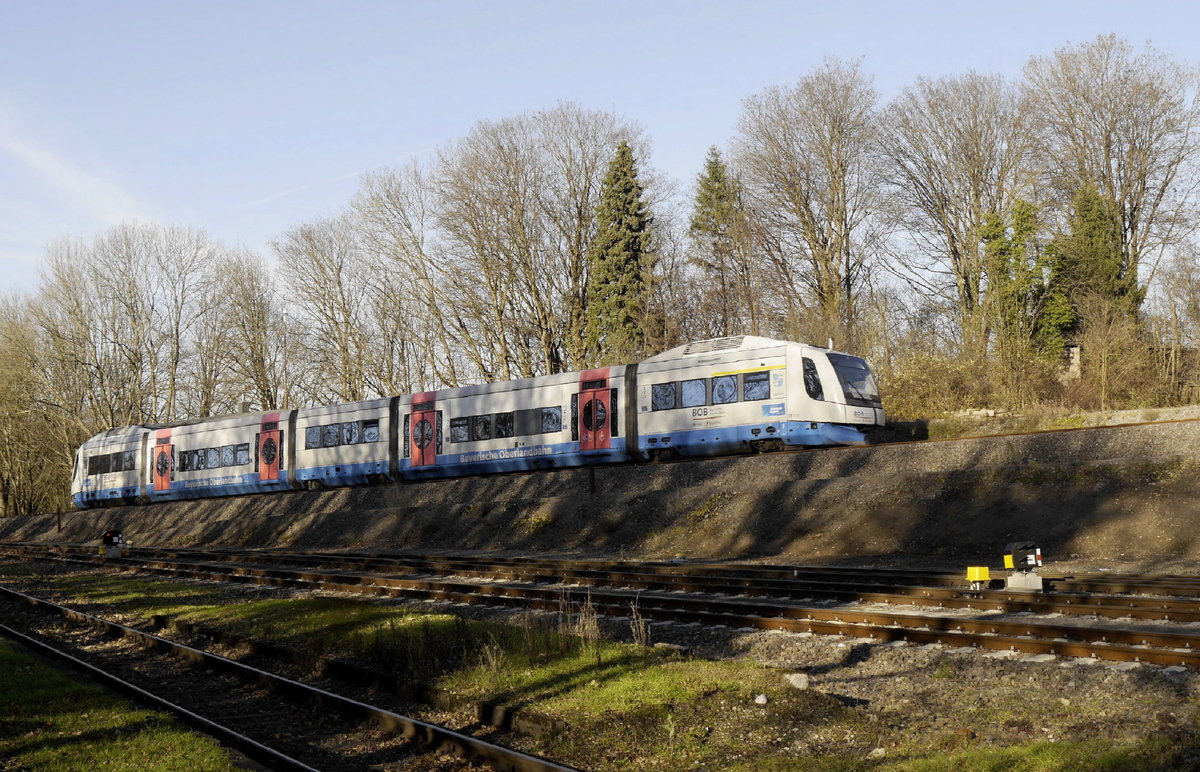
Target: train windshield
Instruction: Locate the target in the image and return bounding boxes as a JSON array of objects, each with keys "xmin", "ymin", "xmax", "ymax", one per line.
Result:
[{"xmin": 826, "ymin": 353, "xmax": 881, "ymax": 408}]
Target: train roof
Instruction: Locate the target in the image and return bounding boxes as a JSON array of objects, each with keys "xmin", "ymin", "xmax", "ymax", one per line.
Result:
[{"xmin": 639, "ymin": 336, "xmax": 806, "ymax": 364}]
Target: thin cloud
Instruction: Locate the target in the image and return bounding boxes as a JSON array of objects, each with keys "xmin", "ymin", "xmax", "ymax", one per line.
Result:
[
  {"xmin": 0, "ymin": 122, "xmax": 149, "ymax": 225},
  {"xmin": 246, "ymin": 170, "xmax": 364, "ymax": 208}
]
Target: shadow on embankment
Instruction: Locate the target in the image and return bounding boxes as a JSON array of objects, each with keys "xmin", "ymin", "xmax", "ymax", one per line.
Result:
[{"xmin": 5, "ymin": 420, "xmax": 1200, "ymax": 570}]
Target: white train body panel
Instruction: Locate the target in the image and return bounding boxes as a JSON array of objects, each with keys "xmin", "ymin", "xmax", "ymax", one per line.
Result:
[
  {"xmin": 153, "ymin": 411, "xmax": 292, "ymax": 500},
  {"xmin": 398, "ymin": 365, "xmax": 633, "ymax": 478},
  {"xmin": 73, "ymin": 427, "xmax": 148, "ymax": 508},
  {"xmin": 294, "ymin": 398, "xmax": 394, "ymax": 486},
  {"xmin": 635, "ymin": 336, "xmax": 882, "ymax": 458},
  {"xmin": 70, "ymin": 337, "xmax": 883, "ymax": 508}
]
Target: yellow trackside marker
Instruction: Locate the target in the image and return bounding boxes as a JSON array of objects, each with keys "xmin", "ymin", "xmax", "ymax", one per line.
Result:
[
  {"xmin": 1003, "ymin": 554, "xmax": 1015, "ymax": 569},
  {"xmin": 966, "ymin": 566, "xmax": 990, "ymax": 583}
]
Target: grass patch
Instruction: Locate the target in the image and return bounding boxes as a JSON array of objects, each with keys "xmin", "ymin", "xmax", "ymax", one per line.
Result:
[
  {"xmin": 880, "ymin": 736, "xmax": 1193, "ymax": 771},
  {"xmin": 0, "ymin": 638, "xmax": 235, "ymax": 771},
  {"xmin": 442, "ymin": 650, "xmax": 859, "ymax": 770},
  {"xmin": 9, "ymin": 569, "xmax": 1200, "ymax": 770}
]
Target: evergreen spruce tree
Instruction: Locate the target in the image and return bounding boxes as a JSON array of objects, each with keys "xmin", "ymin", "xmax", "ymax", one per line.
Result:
[
  {"xmin": 689, "ymin": 146, "xmax": 745, "ymax": 335},
  {"xmin": 584, "ymin": 141, "xmax": 654, "ymax": 365}
]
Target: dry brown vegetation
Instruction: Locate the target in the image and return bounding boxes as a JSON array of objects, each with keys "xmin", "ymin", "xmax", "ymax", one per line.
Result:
[{"xmin": 2, "ymin": 34, "xmax": 1200, "ymax": 515}]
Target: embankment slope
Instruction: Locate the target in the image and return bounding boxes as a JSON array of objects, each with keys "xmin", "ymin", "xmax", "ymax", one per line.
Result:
[{"xmin": 5, "ymin": 420, "xmax": 1200, "ymax": 568}]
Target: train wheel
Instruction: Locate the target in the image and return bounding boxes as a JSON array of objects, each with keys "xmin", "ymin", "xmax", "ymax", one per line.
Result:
[{"xmin": 305, "ymin": 480, "xmax": 326, "ymax": 491}]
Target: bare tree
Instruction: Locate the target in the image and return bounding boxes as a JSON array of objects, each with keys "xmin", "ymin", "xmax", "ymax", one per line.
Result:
[
  {"xmin": 733, "ymin": 58, "xmax": 884, "ymax": 349},
  {"xmin": 151, "ymin": 226, "xmax": 223, "ymax": 421},
  {"xmin": 353, "ymin": 162, "xmax": 465, "ymax": 389},
  {"xmin": 0, "ymin": 297, "xmax": 80, "ymax": 514},
  {"xmin": 273, "ymin": 217, "xmax": 370, "ymax": 403},
  {"xmin": 1023, "ymin": 34, "xmax": 1200, "ymax": 292},
  {"xmin": 353, "ymin": 103, "xmax": 645, "ymax": 386},
  {"xmin": 878, "ymin": 72, "xmax": 1032, "ymax": 356}
]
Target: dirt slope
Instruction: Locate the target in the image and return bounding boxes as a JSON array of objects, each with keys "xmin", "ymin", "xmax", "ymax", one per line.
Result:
[{"xmin": 5, "ymin": 419, "xmax": 1200, "ymax": 569}]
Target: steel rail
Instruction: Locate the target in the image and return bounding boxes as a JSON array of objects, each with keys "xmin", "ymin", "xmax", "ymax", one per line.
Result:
[
  {"xmin": 19, "ymin": 550, "xmax": 1200, "ymax": 668},
  {"xmin": 10, "ymin": 544, "xmax": 1200, "ymax": 623},
  {"xmin": 0, "ymin": 620, "xmax": 319, "ymax": 772},
  {"xmin": 0, "ymin": 585, "xmax": 578, "ymax": 772},
  {"xmin": 22, "ymin": 541, "xmax": 1200, "ymax": 597},
  {"xmin": 30, "ymin": 540, "xmax": 1200, "ymax": 597},
  {"xmin": 135, "ymin": 553, "xmax": 1200, "ymax": 623}
]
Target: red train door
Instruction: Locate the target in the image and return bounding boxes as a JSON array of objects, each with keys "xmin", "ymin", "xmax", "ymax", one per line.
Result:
[
  {"xmin": 409, "ymin": 393, "xmax": 438, "ymax": 467},
  {"xmin": 579, "ymin": 368, "xmax": 611, "ymax": 451},
  {"xmin": 258, "ymin": 413, "xmax": 281, "ymax": 482},
  {"xmin": 153, "ymin": 430, "xmax": 173, "ymax": 492}
]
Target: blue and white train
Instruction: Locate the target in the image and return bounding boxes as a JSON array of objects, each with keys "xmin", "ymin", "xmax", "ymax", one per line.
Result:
[{"xmin": 71, "ymin": 336, "xmax": 884, "ymax": 508}]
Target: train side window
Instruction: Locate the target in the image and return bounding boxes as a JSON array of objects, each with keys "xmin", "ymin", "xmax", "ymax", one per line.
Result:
[
  {"xmin": 402, "ymin": 415, "xmax": 410, "ymax": 457},
  {"xmin": 449, "ymin": 417, "xmax": 470, "ymax": 443},
  {"xmin": 542, "ymin": 406, "xmax": 562, "ymax": 433},
  {"xmin": 802, "ymin": 357, "xmax": 825, "ymax": 400},
  {"xmin": 680, "ymin": 379, "xmax": 707, "ymax": 408},
  {"xmin": 712, "ymin": 375, "xmax": 738, "ymax": 404},
  {"xmin": 514, "ymin": 408, "xmax": 538, "ymax": 437},
  {"xmin": 610, "ymin": 388, "xmax": 619, "ymax": 436},
  {"xmin": 651, "ymin": 383, "xmax": 676, "ymax": 411},
  {"xmin": 744, "ymin": 371, "xmax": 770, "ymax": 401},
  {"xmin": 322, "ymin": 424, "xmax": 340, "ymax": 447},
  {"xmin": 236, "ymin": 444, "xmax": 250, "ymax": 465},
  {"xmin": 194, "ymin": 449, "xmax": 207, "ymax": 470},
  {"xmin": 205, "ymin": 448, "xmax": 221, "ymax": 468},
  {"xmin": 177, "ymin": 451, "xmax": 192, "ymax": 472},
  {"xmin": 495, "ymin": 412, "xmax": 514, "ymax": 438},
  {"xmin": 471, "ymin": 414, "xmax": 492, "ymax": 441},
  {"xmin": 341, "ymin": 421, "xmax": 360, "ymax": 445},
  {"xmin": 362, "ymin": 420, "xmax": 380, "ymax": 442},
  {"xmin": 304, "ymin": 426, "xmax": 321, "ymax": 449}
]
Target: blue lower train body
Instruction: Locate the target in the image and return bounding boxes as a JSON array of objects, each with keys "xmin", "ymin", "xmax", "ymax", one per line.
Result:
[{"xmin": 639, "ymin": 420, "xmax": 868, "ymax": 458}]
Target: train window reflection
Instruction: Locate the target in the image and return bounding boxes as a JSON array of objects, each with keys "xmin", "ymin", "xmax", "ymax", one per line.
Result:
[
  {"xmin": 744, "ymin": 371, "xmax": 770, "ymax": 401},
  {"xmin": 712, "ymin": 375, "xmax": 737, "ymax": 404},
  {"xmin": 680, "ymin": 379, "xmax": 706, "ymax": 407},
  {"xmin": 651, "ymin": 383, "xmax": 676, "ymax": 411}
]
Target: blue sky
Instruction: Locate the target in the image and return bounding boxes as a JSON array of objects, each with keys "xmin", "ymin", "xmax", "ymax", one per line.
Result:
[{"xmin": 1, "ymin": 0, "xmax": 1197, "ymax": 292}]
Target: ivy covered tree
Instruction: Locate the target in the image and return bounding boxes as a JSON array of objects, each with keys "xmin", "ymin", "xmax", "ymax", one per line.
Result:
[
  {"xmin": 584, "ymin": 141, "xmax": 655, "ymax": 365},
  {"xmin": 981, "ymin": 199, "xmax": 1060, "ymax": 402},
  {"xmin": 1055, "ymin": 185, "xmax": 1144, "ymax": 326},
  {"xmin": 688, "ymin": 146, "xmax": 755, "ymax": 336}
]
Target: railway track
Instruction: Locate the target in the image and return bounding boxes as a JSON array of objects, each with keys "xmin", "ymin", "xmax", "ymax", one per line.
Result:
[
  {"xmin": 6, "ymin": 543, "xmax": 1200, "ymax": 667},
  {"xmin": 11, "ymin": 543, "xmax": 1200, "ymax": 620},
  {"xmin": 0, "ymin": 582, "xmax": 576, "ymax": 772}
]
